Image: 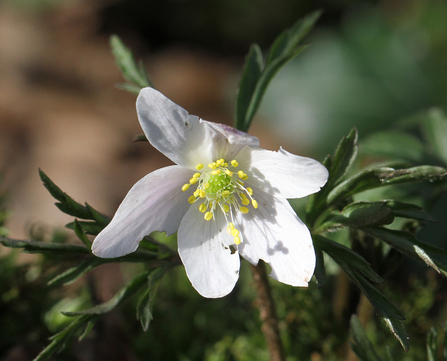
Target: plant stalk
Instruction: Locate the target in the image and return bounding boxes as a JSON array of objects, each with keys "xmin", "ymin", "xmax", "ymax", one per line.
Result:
[{"xmin": 250, "ymin": 261, "xmax": 285, "ymax": 361}]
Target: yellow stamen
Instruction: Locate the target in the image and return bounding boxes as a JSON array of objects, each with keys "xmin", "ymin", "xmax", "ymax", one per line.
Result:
[
  {"xmin": 240, "ymin": 207, "xmax": 249, "ymax": 214},
  {"xmin": 222, "ymin": 190, "xmax": 230, "ymax": 198},
  {"xmin": 199, "ymin": 203, "xmax": 207, "ymax": 213},
  {"xmin": 231, "ymin": 229, "xmax": 239, "ymax": 237},
  {"xmin": 246, "ymin": 187, "xmax": 253, "ymax": 195},
  {"xmin": 194, "ymin": 190, "xmax": 200, "ymax": 197},
  {"xmin": 238, "ymin": 171, "xmax": 245, "ymax": 179},
  {"xmin": 196, "ymin": 163, "xmax": 204, "ymax": 170},
  {"xmin": 225, "ymin": 169, "xmax": 233, "ymax": 176},
  {"xmin": 204, "ymin": 212, "xmax": 213, "ymax": 221},
  {"xmin": 208, "ymin": 163, "xmax": 216, "ymax": 169},
  {"xmin": 188, "ymin": 196, "xmax": 196, "ymax": 204},
  {"xmin": 190, "ymin": 177, "xmax": 198, "ymax": 184},
  {"xmin": 234, "ymin": 236, "xmax": 241, "ymax": 245},
  {"xmin": 241, "ymin": 194, "xmax": 250, "ymax": 206},
  {"xmin": 182, "ymin": 184, "xmax": 190, "ymax": 191},
  {"xmin": 252, "ymin": 200, "xmax": 258, "ymax": 209},
  {"xmin": 223, "ymin": 204, "xmax": 229, "ymax": 212},
  {"xmin": 211, "ymin": 170, "xmax": 221, "ymax": 175},
  {"xmin": 198, "ymin": 189, "xmax": 206, "ymax": 198},
  {"xmin": 231, "ymin": 160, "xmax": 239, "ymax": 167},
  {"xmin": 205, "ymin": 183, "xmax": 210, "ymax": 189},
  {"xmin": 193, "ymin": 173, "xmax": 201, "ymax": 178}
]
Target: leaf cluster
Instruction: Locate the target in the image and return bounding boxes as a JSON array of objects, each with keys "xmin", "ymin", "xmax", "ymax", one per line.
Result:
[{"xmin": 306, "ymin": 125, "xmax": 447, "ymax": 355}]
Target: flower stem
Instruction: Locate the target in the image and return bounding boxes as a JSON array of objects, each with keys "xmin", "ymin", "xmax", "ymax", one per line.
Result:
[{"xmin": 250, "ymin": 261, "xmax": 285, "ymax": 361}]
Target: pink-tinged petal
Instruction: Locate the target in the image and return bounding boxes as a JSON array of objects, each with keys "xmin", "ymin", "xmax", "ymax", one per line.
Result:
[
  {"xmin": 92, "ymin": 165, "xmax": 194, "ymax": 258},
  {"xmin": 136, "ymin": 88, "xmax": 259, "ymax": 168},
  {"xmin": 236, "ymin": 146, "xmax": 328, "ymax": 199},
  {"xmin": 236, "ymin": 191, "xmax": 315, "ymax": 287},
  {"xmin": 178, "ymin": 205, "xmax": 240, "ymax": 298}
]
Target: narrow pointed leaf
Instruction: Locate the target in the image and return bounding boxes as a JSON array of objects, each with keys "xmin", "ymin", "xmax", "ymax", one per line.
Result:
[
  {"xmin": 328, "ymin": 166, "xmax": 447, "ymax": 205},
  {"xmin": 63, "ymin": 194, "xmax": 91, "ymax": 219},
  {"xmin": 383, "ymin": 317, "xmax": 409, "ymax": 351},
  {"xmin": 426, "ymin": 327, "xmax": 438, "ymax": 361},
  {"xmin": 383, "ymin": 200, "xmax": 437, "ymax": 223},
  {"xmin": 85, "ymin": 203, "xmax": 110, "ymax": 226},
  {"xmin": 329, "ymin": 128, "xmax": 358, "ymax": 186},
  {"xmin": 64, "ymin": 271, "xmax": 150, "ymax": 316},
  {"xmin": 73, "ymin": 219, "xmax": 92, "ymax": 248},
  {"xmin": 0, "ymin": 237, "xmax": 89, "ymax": 256},
  {"xmin": 110, "ymin": 35, "xmax": 152, "ymax": 88},
  {"xmin": 65, "ymin": 221, "xmax": 104, "ymax": 236},
  {"xmin": 48, "ymin": 257, "xmax": 104, "ymax": 287},
  {"xmin": 362, "ymin": 227, "xmax": 447, "ymax": 275},
  {"xmin": 39, "ymin": 168, "xmax": 66, "ymax": 203},
  {"xmin": 314, "ymin": 245, "xmax": 326, "ymax": 286},
  {"xmin": 422, "ymin": 108, "xmax": 447, "ymax": 164}
]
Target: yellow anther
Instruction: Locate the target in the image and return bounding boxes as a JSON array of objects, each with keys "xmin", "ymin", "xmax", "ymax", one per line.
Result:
[
  {"xmin": 223, "ymin": 204, "xmax": 229, "ymax": 212},
  {"xmin": 196, "ymin": 163, "xmax": 204, "ymax": 170},
  {"xmin": 219, "ymin": 158, "xmax": 225, "ymax": 164},
  {"xmin": 231, "ymin": 160, "xmax": 239, "ymax": 167},
  {"xmin": 211, "ymin": 170, "xmax": 221, "ymax": 175},
  {"xmin": 238, "ymin": 171, "xmax": 245, "ymax": 179},
  {"xmin": 252, "ymin": 200, "xmax": 258, "ymax": 209},
  {"xmin": 234, "ymin": 236, "xmax": 241, "ymax": 245},
  {"xmin": 240, "ymin": 207, "xmax": 249, "ymax": 214},
  {"xmin": 228, "ymin": 222, "xmax": 235, "ymax": 230},
  {"xmin": 241, "ymin": 195, "xmax": 250, "ymax": 206},
  {"xmin": 193, "ymin": 173, "xmax": 201, "ymax": 178},
  {"xmin": 205, "ymin": 183, "xmax": 210, "ymax": 189},
  {"xmin": 231, "ymin": 229, "xmax": 240, "ymax": 237},
  {"xmin": 225, "ymin": 169, "xmax": 233, "ymax": 176},
  {"xmin": 208, "ymin": 163, "xmax": 216, "ymax": 169},
  {"xmin": 242, "ymin": 175, "xmax": 248, "ymax": 180},
  {"xmin": 204, "ymin": 212, "xmax": 213, "ymax": 221},
  {"xmin": 188, "ymin": 196, "xmax": 196, "ymax": 204},
  {"xmin": 246, "ymin": 187, "xmax": 253, "ymax": 195},
  {"xmin": 199, "ymin": 203, "xmax": 207, "ymax": 213},
  {"xmin": 189, "ymin": 177, "xmax": 198, "ymax": 184},
  {"xmin": 182, "ymin": 184, "xmax": 190, "ymax": 191},
  {"xmin": 222, "ymin": 190, "xmax": 230, "ymax": 197},
  {"xmin": 194, "ymin": 190, "xmax": 200, "ymax": 197},
  {"xmin": 198, "ymin": 189, "xmax": 206, "ymax": 198}
]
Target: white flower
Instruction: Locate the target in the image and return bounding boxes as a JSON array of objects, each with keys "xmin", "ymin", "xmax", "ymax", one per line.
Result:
[{"xmin": 92, "ymin": 87, "xmax": 328, "ymax": 298}]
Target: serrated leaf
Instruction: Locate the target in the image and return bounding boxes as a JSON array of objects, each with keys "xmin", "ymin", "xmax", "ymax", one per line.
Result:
[
  {"xmin": 48, "ymin": 257, "xmax": 103, "ymax": 287},
  {"xmin": 383, "ymin": 317, "xmax": 409, "ymax": 351},
  {"xmin": 362, "ymin": 227, "xmax": 447, "ymax": 275},
  {"xmin": 85, "ymin": 203, "xmax": 110, "ymax": 226},
  {"xmin": 235, "ymin": 10, "xmax": 321, "ymax": 132},
  {"xmin": 65, "ymin": 221, "xmax": 104, "ymax": 236},
  {"xmin": 313, "ymin": 235, "xmax": 382, "ymax": 283},
  {"xmin": 64, "ymin": 271, "xmax": 150, "ymax": 316},
  {"xmin": 235, "ymin": 44, "xmax": 263, "ymax": 132},
  {"xmin": 422, "ymin": 108, "xmax": 447, "ymax": 164},
  {"xmin": 329, "ymin": 128, "xmax": 359, "ymax": 186},
  {"xmin": 350, "ymin": 315, "xmax": 384, "ymax": 361},
  {"xmin": 383, "ymin": 200, "xmax": 437, "ymax": 223},
  {"xmin": 73, "ymin": 219, "xmax": 92, "ymax": 248},
  {"xmin": 39, "ymin": 168, "xmax": 66, "ymax": 203},
  {"xmin": 361, "ymin": 131, "xmax": 425, "ymax": 163},
  {"xmin": 328, "ymin": 166, "xmax": 447, "ymax": 205},
  {"xmin": 0, "ymin": 237, "xmax": 89, "ymax": 256},
  {"xmin": 110, "ymin": 35, "xmax": 152, "ymax": 89}
]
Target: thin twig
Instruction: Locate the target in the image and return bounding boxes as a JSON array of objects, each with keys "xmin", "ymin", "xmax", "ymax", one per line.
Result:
[{"xmin": 250, "ymin": 261, "xmax": 285, "ymax": 361}]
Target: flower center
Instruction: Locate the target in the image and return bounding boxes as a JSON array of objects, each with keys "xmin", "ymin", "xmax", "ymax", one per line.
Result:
[{"xmin": 181, "ymin": 158, "xmax": 258, "ymax": 245}]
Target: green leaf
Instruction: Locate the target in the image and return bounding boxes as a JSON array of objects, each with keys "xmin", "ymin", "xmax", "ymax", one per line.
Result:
[
  {"xmin": 235, "ymin": 10, "xmax": 321, "ymax": 132},
  {"xmin": 313, "ymin": 236, "xmax": 382, "ymax": 284},
  {"xmin": 39, "ymin": 168, "xmax": 66, "ymax": 203},
  {"xmin": 73, "ymin": 219, "xmax": 92, "ymax": 248},
  {"xmin": 34, "ymin": 314, "xmax": 98, "ymax": 361},
  {"xmin": 64, "ymin": 194, "xmax": 91, "ymax": 219},
  {"xmin": 110, "ymin": 35, "xmax": 152, "ymax": 89},
  {"xmin": 48, "ymin": 257, "xmax": 103, "ymax": 287},
  {"xmin": 383, "ymin": 200, "xmax": 437, "ymax": 223},
  {"xmin": 313, "ymin": 245, "xmax": 326, "ymax": 287},
  {"xmin": 115, "ymin": 82, "xmax": 143, "ymax": 94},
  {"xmin": 64, "ymin": 271, "xmax": 151, "ymax": 316},
  {"xmin": 350, "ymin": 315, "xmax": 384, "ymax": 361},
  {"xmin": 235, "ymin": 44, "xmax": 264, "ymax": 132},
  {"xmin": 65, "ymin": 221, "xmax": 104, "ymax": 236},
  {"xmin": 426, "ymin": 327, "xmax": 438, "ymax": 361},
  {"xmin": 327, "ymin": 166, "xmax": 447, "ymax": 205},
  {"xmin": 383, "ymin": 316, "xmax": 410, "ymax": 351},
  {"xmin": 422, "ymin": 108, "xmax": 447, "ymax": 164},
  {"xmin": 85, "ymin": 203, "xmax": 110, "ymax": 227},
  {"xmin": 361, "ymin": 131, "xmax": 425, "ymax": 163},
  {"xmin": 362, "ymin": 227, "xmax": 447, "ymax": 276},
  {"xmin": 0, "ymin": 237, "xmax": 89, "ymax": 256},
  {"xmin": 307, "ymin": 129, "xmax": 358, "ymax": 226}
]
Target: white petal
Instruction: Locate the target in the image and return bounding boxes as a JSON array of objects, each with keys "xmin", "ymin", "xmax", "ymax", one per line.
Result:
[
  {"xmin": 178, "ymin": 205, "xmax": 240, "ymax": 298},
  {"xmin": 92, "ymin": 165, "xmax": 194, "ymax": 258},
  {"xmin": 136, "ymin": 88, "xmax": 259, "ymax": 168},
  {"xmin": 236, "ymin": 146, "xmax": 328, "ymax": 199},
  {"xmin": 236, "ymin": 192, "xmax": 315, "ymax": 287}
]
